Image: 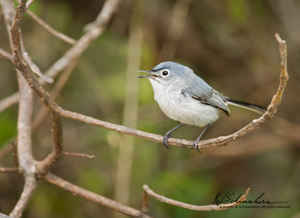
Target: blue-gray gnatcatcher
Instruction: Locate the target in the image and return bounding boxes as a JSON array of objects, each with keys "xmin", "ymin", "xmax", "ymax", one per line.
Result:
[{"xmin": 138, "ymin": 61, "xmax": 266, "ymax": 153}]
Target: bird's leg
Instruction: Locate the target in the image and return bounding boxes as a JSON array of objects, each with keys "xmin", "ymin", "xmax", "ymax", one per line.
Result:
[
  {"xmin": 192, "ymin": 122, "xmax": 213, "ymax": 153},
  {"xmin": 163, "ymin": 123, "xmax": 185, "ymax": 149}
]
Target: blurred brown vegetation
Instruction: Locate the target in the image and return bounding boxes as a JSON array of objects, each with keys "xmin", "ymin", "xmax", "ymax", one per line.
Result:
[{"xmin": 0, "ymin": 0, "xmax": 299, "ymax": 217}]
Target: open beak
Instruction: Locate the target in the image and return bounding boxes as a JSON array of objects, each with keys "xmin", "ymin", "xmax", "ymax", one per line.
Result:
[{"xmin": 137, "ymin": 70, "xmax": 158, "ymax": 79}]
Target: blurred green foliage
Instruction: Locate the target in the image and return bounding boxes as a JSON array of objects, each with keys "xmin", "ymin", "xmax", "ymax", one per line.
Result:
[
  {"xmin": 0, "ymin": 0, "xmax": 300, "ymax": 218},
  {"xmin": 0, "ymin": 110, "xmax": 17, "ymax": 146}
]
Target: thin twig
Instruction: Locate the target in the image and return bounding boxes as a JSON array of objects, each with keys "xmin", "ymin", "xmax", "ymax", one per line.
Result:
[
  {"xmin": 143, "ymin": 185, "xmax": 250, "ymax": 211},
  {"xmin": 26, "ymin": 10, "xmax": 76, "ymax": 45},
  {"xmin": 23, "ymin": 52, "xmax": 53, "ymax": 83},
  {"xmin": 44, "ymin": 0, "xmax": 121, "ymax": 79},
  {"xmin": 142, "ymin": 187, "xmax": 149, "ymax": 213},
  {"xmin": 37, "ymin": 114, "xmax": 63, "ymax": 172},
  {"xmin": 0, "ymin": 93, "xmax": 19, "ymax": 114},
  {"xmin": 0, "ymin": 47, "xmax": 15, "ymax": 64},
  {"xmin": 42, "ymin": 173, "xmax": 152, "ymax": 218},
  {"xmin": 62, "ymin": 152, "xmax": 94, "ymax": 159},
  {"xmin": 0, "ymin": 167, "xmax": 22, "ymax": 174},
  {"xmin": 10, "ymin": 141, "xmax": 19, "ymax": 168},
  {"xmin": 25, "ymin": 0, "xmax": 34, "ymax": 9}
]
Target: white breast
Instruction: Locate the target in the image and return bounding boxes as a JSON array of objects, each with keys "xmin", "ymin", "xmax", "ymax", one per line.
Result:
[{"xmin": 149, "ymin": 80, "xmax": 220, "ymax": 127}]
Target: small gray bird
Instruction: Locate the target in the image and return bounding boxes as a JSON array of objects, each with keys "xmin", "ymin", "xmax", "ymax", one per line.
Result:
[{"xmin": 138, "ymin": 61, "xmax": 266, "ymax": 152}]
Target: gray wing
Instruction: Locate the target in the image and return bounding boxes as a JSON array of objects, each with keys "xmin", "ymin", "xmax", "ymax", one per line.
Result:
[{"xmin": 184, "ymin": 77, "xmax": 230, "ymax": 116}]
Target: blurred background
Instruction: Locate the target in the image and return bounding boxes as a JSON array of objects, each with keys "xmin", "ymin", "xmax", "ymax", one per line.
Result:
[{"xmin": 0, "ymin": 0, "xmax": 300, "ymax": 217}]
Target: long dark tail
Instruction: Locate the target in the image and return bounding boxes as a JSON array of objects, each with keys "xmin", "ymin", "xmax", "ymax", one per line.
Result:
[{"xmin": 224, "ymin": 97, "xmax": 267, "ymax": 114}]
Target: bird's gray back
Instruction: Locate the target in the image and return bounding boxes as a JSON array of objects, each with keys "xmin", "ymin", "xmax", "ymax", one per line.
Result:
[{"xmin": 171, "ymin": 64, "xmax": 230, "ymax": 116}]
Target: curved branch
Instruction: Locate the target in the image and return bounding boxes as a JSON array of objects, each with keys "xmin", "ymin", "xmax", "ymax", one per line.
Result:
[
  {"xmin": 142, "ymin": 185, "xmax": 250, "ymax": 212},
  {"xmin": 6, "ymin": 29, "xmax": 289, "ymax": 151},
  {"xmin": 42, "ymin": 173, "xmax": 152, "ymax": 218}
]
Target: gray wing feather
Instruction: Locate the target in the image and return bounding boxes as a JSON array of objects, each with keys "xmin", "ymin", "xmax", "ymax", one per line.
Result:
[{"xmin": 184, "ymin": 76, "xmax": 230, "ymax": 116}]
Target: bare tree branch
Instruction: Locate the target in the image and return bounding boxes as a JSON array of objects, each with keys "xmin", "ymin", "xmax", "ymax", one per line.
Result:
[
  {"xmin": 36, "ymin": 114, "xmax": 63, "ymax": 172},
  {"xmin": 0, "ymin": 0, "xmax": 122, "ymax": 114},
  {"xmin": 62, "ymin": 152, "xmax": 94, "ymax": 159},
  {"xmin": 0, "ymin": 167, "xmax": 22, "ymax": 174},
  {"xmin": 69, "ymin": 33, "xmax": 286, "ymax": 149},
  {"xmin": 44, "ymin": 0, "xmax": 121, "ymax": 79},
  {"xmin": 42, "ymin": 173, "xmax": 152, "ymax": 218},
  {"xmin": 0, "ymin": 0, "xmax": 289, "ymax": 215},
  {"xmin": 23, "ymin": 52, "xmax": 53, "ymax": 83},
  {"xmin": 142, "ymin": 185, "xmax": 250, "ymax": 211},
  {"xmin": 25, "ymin": 0, "xmax": 34, "ymax": 9},
  {"xmin": 0, "ymin": 47, "xmax": 15, "ymax": 63},
  {"xmin": 10, "ymin": 141, "xmax": 19, "ymax": 168},
  {"xmin": 0, "ymin": 93, "xmax": 19, "ymax": 114},
  {"xmin": 10, "ymin": 175, "xmax": 36, "ymax": 218},
  {"xmin": 6, "ymin": 30, "xmax": 287, "ymax": 153},
  {"xmin": 26, "ymin": 10, "xmax": 76, "ymax": 45},
  {"xmin": 0, "ymin": 212, "xmax": 13, "ymax": 218},
  {"xmin": 6, "ymin": 1, "xmax": 37, "ymax": 217},
  {"xmin": 12, "ymin": 40, "xmax": 288, "ymax": 151}
]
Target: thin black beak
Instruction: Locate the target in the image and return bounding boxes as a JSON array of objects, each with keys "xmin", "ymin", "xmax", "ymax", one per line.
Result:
[{"xmin": 136, "ymin": 70, "xmax": 157, "ymax": 78}]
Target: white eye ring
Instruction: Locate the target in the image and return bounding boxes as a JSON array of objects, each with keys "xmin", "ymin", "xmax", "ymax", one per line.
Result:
[{"xmin": 161, "ymin": 70, "xmax": 170, "ymax": 77}]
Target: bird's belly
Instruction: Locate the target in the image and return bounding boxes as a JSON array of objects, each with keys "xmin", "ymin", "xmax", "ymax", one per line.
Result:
[{"xmin": 154, "ymin": 88, "xmax": 220, "ymax": 127}]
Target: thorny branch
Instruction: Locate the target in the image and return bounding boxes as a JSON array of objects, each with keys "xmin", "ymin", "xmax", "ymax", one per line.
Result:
[{"xmin": 0, "ymin": 0, "xmax": 288, "ymax": 216}]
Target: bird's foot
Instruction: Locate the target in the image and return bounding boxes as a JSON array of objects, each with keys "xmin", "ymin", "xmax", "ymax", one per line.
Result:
[
  {"xmin": 162, "ymin": 123, "xmax": 185, "ymax": 149},
  {"xmin": 191, "ymin": 122, "xmax": 212, "ymax": 153},
  {"xmin": 191, "ymin": 138, "xmax": 202, "ymax": 153},
  {"xmin": 163, "ymin": 133, "xmax": 171, "ymax": 149}
]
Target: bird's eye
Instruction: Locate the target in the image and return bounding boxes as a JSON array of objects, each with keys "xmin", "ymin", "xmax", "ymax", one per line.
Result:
[{"xmin": 161, "ymin": 70, "xmax": 169, "ymax": 77}]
